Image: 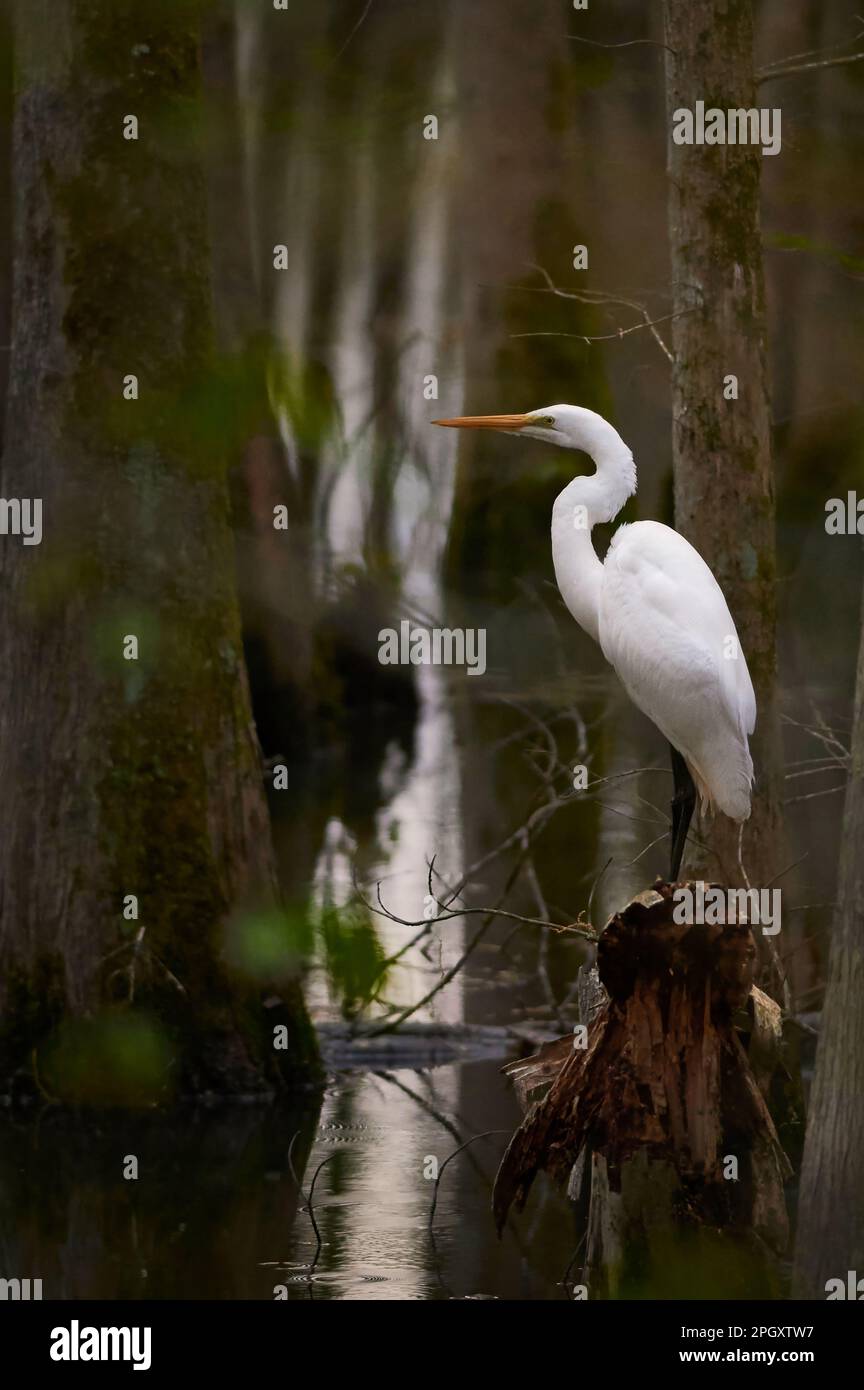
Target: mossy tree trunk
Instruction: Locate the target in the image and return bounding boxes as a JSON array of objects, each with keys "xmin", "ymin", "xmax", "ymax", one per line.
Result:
[
  {"xmin": 0, "ymin": 0, "xmax": 320, "ymax": 1098},
  {"xmin": 663, "ymin": 0, "xmax": 783, "ymax": 891},
  {"xmin": 793, "ymin": 587, "xmax": 864, "ymax": 1296}
]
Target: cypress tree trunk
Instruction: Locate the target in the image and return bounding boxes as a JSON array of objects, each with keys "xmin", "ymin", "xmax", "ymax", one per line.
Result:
[
  {"xmin": 0, "ymin": 0, "xmax": 319, "ymax": 1098},
  {"xmin": 793, "ymin": 588, "xmax": 864, "ymax": 1297},
  {"xmin": 663, "ymin": 0, "xmax": 783, "ymax": 890}
]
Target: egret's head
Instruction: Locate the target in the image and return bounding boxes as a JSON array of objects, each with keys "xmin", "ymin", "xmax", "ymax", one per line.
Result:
[
  {"xmin": 432, "ymin": 404, "xmax": 604, "ymax": 450},
  {"xmin": 433, "ymin": 404, "xmax": 636, "ymax": 519}
]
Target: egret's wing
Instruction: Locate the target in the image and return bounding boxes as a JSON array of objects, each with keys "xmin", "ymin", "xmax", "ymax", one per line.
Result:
[{"xmin": 599, "ymin": 520, "xmax": 755, "ymax": 817}]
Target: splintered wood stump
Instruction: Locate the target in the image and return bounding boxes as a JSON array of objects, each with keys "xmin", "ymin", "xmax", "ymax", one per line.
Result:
[{"xmin": 494, "ymin": 883, "xmax": 794, "ymax": 1298}]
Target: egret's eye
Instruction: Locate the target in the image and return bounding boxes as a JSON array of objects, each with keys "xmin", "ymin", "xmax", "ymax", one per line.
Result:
[{"xmin": 532, "ymin": 415, "xmax": 556, "ymax": 428}]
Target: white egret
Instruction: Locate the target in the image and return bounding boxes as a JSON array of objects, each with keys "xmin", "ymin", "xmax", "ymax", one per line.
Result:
[{"xmin": 433, "ymin": 405, "xmax": 755, "ymax": 880}]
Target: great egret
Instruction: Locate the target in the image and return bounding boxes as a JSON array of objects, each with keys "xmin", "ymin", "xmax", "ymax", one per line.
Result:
[{"xmin": 433, "ymin": 404, "xmax": 755, "ymax": 881}]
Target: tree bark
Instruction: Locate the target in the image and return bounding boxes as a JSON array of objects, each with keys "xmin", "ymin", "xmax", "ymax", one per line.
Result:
[
  {"xmin": 793, "ymin": 586, "xmax": 864, "ymax": 1296},
  {"xmin": 663, "ymin": 0, "xmax": 783, "ymax": 891},
  {"xmin": 495, "ymin": 885, "xmax": 795, "ymax": 1298},
  {"xmin": 0, "ymin": 0, "xmax": 320, "ymax": 1097}
]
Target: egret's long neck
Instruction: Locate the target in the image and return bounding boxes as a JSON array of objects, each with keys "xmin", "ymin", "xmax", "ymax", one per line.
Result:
[{"xmin": 550, "ymin": 418, "xmax": 636, "ymax": 645}]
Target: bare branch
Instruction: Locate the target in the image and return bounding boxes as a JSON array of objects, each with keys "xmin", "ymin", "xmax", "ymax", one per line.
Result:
[
  {"xmin": 362, "ymin": 885, "xmax": 598, "ymax": 941},
  {"xmin": 587, "ymin": 856, "xmax": 613, "ymax": 924},
  {"xmin": 332, "ymin": 0, "xmax": 375, "ymax": 62},
  {"xmin": 510, "ymin": 308, "xmax": 692, "ymax": 353},
  {"xmin": 521, "ymin": 830, "xmax": 567, "ymax": 1030},
  {"xmin": 428, "ymin": 1131, "xmax": 509, "ymax": 1230},
  {"xmin": 568, "ymin": 34, "xmax": 676, "ymax": 56},
  {"xmin": 758, "ymin": 24, "xmax": 864, "ymax": 72},
  {"xmin": 757, "ymin": 25, "xmax": 864, "ymax": 84},
  {"xmin": 758, "ymin": 51, "xmax": 864, "ymax": 84},
  {"xmin": 516, "ymin": 263, "xmax": 676, "ymax": 363},
  {"xmin": 784, "ymin": 782, "xmax": 846, "ymax": 805}
]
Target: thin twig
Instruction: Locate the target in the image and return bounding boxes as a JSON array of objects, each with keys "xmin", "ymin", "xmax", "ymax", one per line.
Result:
[
  {"xmin": 784, "ymin": 782, "xmax": 846, "ymax": 805},
  {"xmin": 510, "ymin": 309, "xmax": 691, "ymax": 347},
  {"xmin": 360, "ymin": 829, "xmax": 562, "ymax": 1038},
  {"xmin": 758, "ymin": 25, "xmax": 864, "ymax": 73},
  {"xmin": 527, "ymin": 263, "xmax": 675, "ymax": 363},
  {"xmin": 307, "ymin": 1152, "xmax": 342, "ymax": 1272},
  {"xmin": 587, "ymin": 856, "xmax": 613, "ymax": 925},
  {"xmin": 331, "ymin": 0, "xmax": 374, "ymax": 62},
  {"xmin": 428, "ymin": 1132, "xmax": 510, "ymax": 1230},
  {"xmin": 287, "ymin": 1131, "xmax": 306, "ymax": 1207},
  {"xmin": 363, "ymin": 887, "xmax": 597, "ymax": 940},
  {"xmin": 765, "ymin": 853, "xmax": 809, "ymax": 888},
  {"xmin": 507, "ymin": 269, "xmax": 693, "ymax": 356},
  {"xmin": 522, "ymin": 831, "xmax": 567, "ymax": 1029},
  {"xmin": 568, "ymin": 34, "xmax": 676, "ymax": 56},
  {"xmin": 758, "ymin": 51, "xmax": 864, "ymax": 84}
]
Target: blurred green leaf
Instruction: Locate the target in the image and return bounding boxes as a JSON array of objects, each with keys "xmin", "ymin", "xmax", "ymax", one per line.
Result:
[
  {"xmin": 266, "ymin": 351, "xmax": 340, "ymax": 453},
  {"xmin": 318, "ymin": 903, "xmax": 388, "ymax": 1021},
  {"xmin": 41, "ymin": 1012, "xmax": 173, "ymax": 1107},
  {"xmin": 766, "ymin": 231, "xmax": 864, "ymax": 275},
  {"xmin": 225, "ymin": 906, "xmax": 312, "ymax": 983}
]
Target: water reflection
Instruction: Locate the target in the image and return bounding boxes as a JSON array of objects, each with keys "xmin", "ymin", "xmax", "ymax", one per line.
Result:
[
  {"xmin": 0, "ymin": 1061, "xmax": 578, "ymax": 1301},
  {"xmin": 272, "ymin": 1061, "xmax": 573, "ymax": 1301},
  {"xmin": 0, "ymin": 1101, "xmax": 318, "ymax": 1300}
]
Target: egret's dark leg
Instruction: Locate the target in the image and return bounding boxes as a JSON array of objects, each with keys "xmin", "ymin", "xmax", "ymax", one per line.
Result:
[{"xmin": 669, "ymin": 743, "xmax": 696, "ymax": 883}]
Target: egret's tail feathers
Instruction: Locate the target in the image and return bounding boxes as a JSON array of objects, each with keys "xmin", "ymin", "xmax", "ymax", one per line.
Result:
[{"xmin": 687, "ymin": 743, "xmax": 753, "ymax": 823}]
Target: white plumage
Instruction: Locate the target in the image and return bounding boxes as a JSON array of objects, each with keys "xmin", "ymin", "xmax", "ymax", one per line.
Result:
[
  {"xmin": 434, "ymin": 402, "xmax": 755, "ymax": 873},
  {"xmin": 599, "ymin": 519, "xmax": 755, "ymax": 820}
]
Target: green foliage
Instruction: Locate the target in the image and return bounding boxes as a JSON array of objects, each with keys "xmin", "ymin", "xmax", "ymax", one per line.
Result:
[
  {"xmin": 40, "ymin": 1012, "xmax": 174, "ymax": 1107},
  {"xmin": 266, "ymin": 350, "xmax": 340, "ymax": 455},
  {"xmin": 224, "ymin": 907, "xmax": 313, "ymax": 984},
  {"xmin": 318, "ymin": 903, "xmax": 389, "ymax": 1021},
  {"xmin": 593, "ymin": 1225, "xmax": 782, "ymax": 1300},
  {"xmin": 224, "ymin": 897, "xmax": 388, "ymax": 1022},
  {"xmin": 766, "ymin": 231, "xmax": 864, "ymax": 277}
]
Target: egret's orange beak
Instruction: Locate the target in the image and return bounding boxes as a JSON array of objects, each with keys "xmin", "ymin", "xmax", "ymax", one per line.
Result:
[{"xmin": 432, "ymin": 413, "xmax": 532, "ymax": 430}]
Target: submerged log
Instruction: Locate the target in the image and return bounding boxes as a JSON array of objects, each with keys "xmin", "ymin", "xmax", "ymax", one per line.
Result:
[{"xmin": 494, "ymin": 883, "xmax": 796, "ymax": 1297}]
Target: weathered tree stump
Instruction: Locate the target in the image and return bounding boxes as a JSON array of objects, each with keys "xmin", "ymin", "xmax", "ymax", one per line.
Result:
[{"xmin": 494, "ymin": 883, "xmax": 798, "ymax": 1298}]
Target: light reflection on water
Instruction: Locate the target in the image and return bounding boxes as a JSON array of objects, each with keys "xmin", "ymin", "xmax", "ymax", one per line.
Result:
[
  {"xmin": 270, "ymin": 1062, "xmax": 573, "ymax": 1302},
  {"xmin": 0, "ymin": 1060, "xmax": 575, "ymax": 1300}
]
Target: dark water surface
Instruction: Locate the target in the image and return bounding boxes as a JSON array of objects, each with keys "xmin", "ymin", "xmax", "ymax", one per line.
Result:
[{"xmin": 0, "ymin": 1059, "xmax": 577, "ymax": 1300}]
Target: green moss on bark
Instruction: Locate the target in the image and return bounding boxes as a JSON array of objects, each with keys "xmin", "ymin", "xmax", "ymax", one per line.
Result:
[{"xmin": 0, "ymin": 0, "xmax": 321, "ymax": 1099}]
